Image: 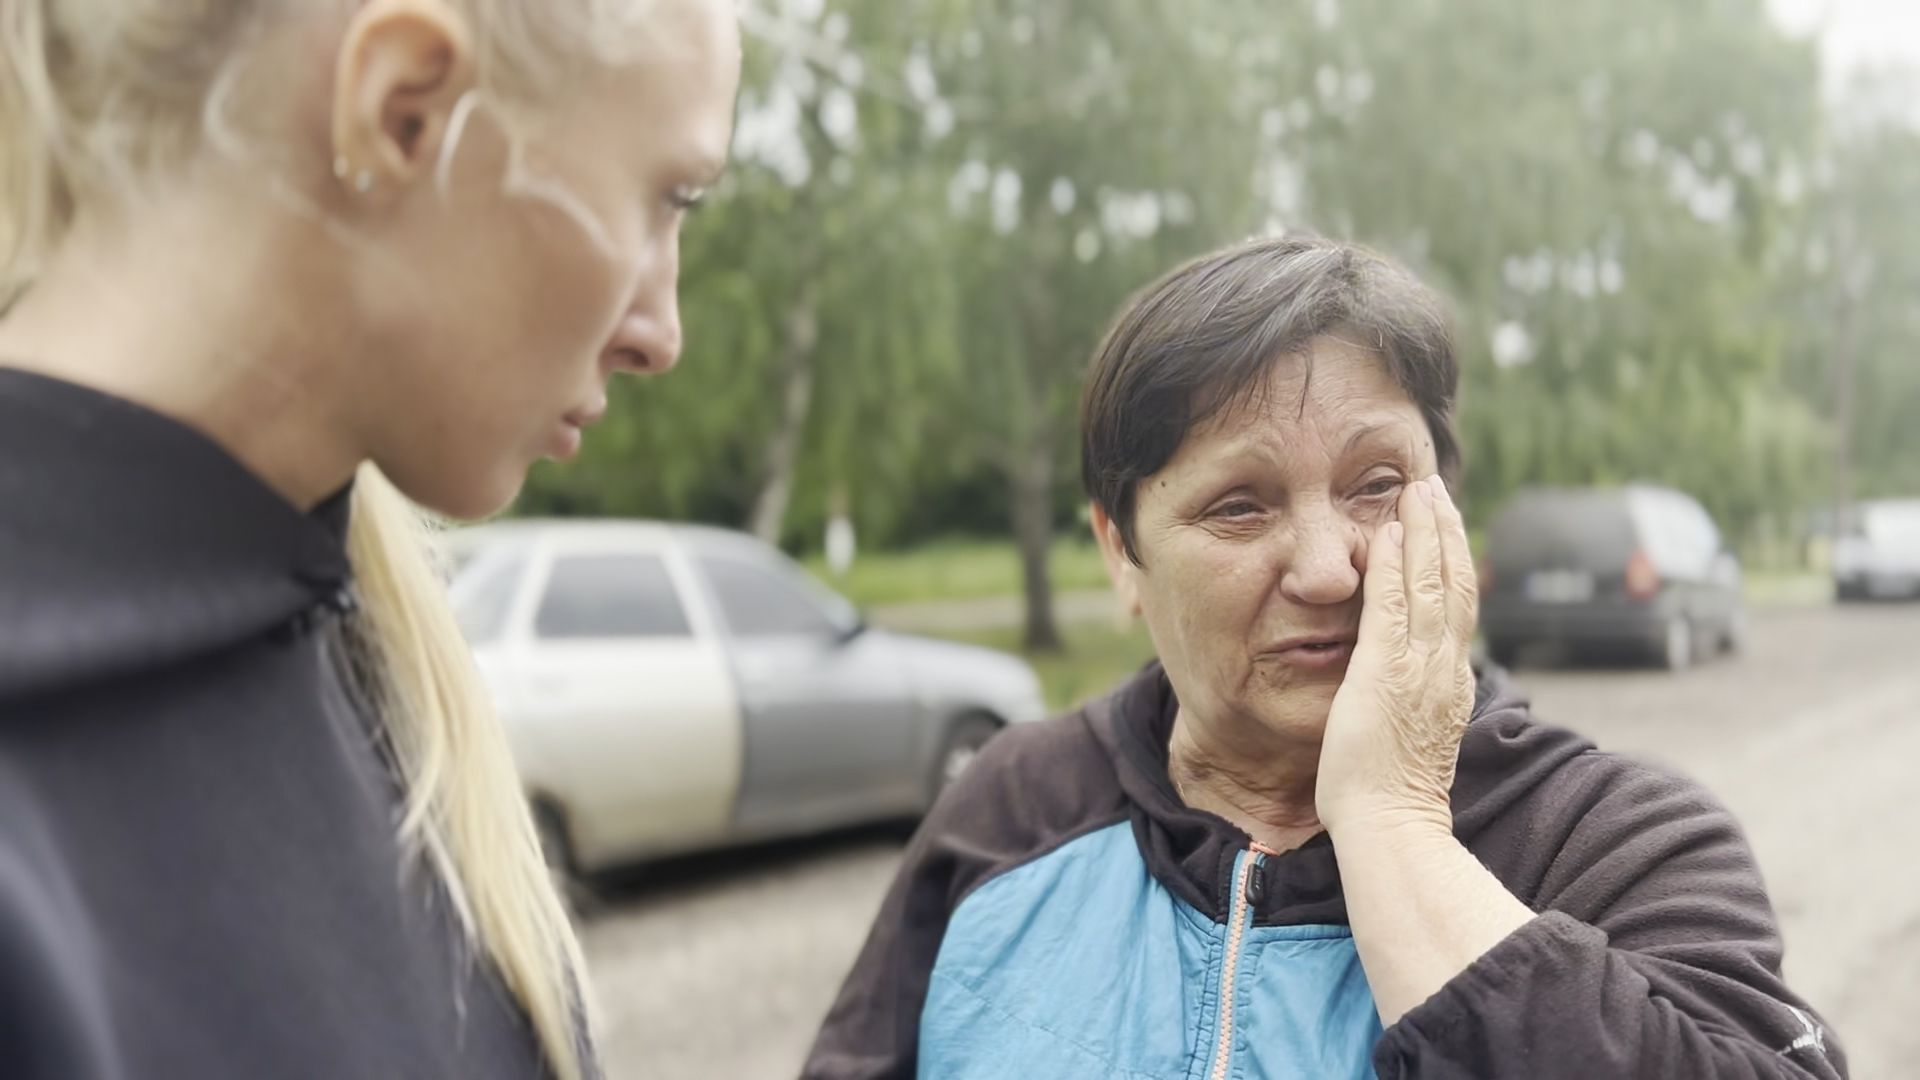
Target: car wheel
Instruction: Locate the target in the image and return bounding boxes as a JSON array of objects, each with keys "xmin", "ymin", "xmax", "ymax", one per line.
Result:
[
  {"xmin": 1658, "ymin": 616, "xmax": 1694, "ymax": 672},
  {"xmin": 930, "ymin": 714, "xmax": 1002, "ymax": 806},
  {"xmin": 532, "ymin": 802, "xmax": 596, "ymax": 919},
  {"xmin": 1720, "ymin": 608, "xmax": 1749, "ymax": 656}
]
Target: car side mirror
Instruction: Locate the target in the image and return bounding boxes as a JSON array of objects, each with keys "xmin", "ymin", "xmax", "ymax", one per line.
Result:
[{"xmin": 835, "ymin": 614, "xmax": 869, "ymax": 645}]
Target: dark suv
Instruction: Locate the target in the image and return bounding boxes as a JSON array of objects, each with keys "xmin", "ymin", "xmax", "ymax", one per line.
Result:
[{"xmin": 1480, "ymin": 485, "xmax": 1746, "ymax": 670}]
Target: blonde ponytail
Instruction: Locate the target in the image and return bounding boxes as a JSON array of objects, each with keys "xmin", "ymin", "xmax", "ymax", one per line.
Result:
[{"xmin": 348, "ymin": 467, "xmax": 592, "ymax": 1080}]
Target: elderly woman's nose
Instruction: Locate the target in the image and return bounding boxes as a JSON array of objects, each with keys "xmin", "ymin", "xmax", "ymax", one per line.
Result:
[{"xmin": 1278, "ymin": 512, "xmax": 1364, "ymax": 605}]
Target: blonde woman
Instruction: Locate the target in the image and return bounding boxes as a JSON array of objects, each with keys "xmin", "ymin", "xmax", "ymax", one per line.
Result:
[{"xmin": 0, "ymin": 1, "xmax": 739, "ymax": 1077}]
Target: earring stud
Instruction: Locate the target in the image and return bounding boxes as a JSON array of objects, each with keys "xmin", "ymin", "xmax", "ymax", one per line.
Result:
[{"xmin": 334, "ymin": 155, "xmax": 374, "ymax": 194}]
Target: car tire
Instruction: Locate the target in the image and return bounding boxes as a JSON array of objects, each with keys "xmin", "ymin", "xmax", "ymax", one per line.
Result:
[
  {"xmin": 1720, "ymin": 608, "xmax": 1749, "ymax": 656},
  {"xmin": 532, "ymin": 801, "xmax": 596, "ymax": 919},
  {"xmin": 929, "ymin": 714, "xmax": 1003, "ymax": 807},
  {"xmin": 1658, "ymin": 616, "xmax": 1694, "ymax": 672}
]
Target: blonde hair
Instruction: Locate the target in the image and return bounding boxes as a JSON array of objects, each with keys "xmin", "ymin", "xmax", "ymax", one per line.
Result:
[
  {"xmin": 0, "ymin": 3, "xmax": 682, "ymax": 1077},
  {"xmin": 349, "ymin": 469, "xmax": 592, "ymax": 1080}
]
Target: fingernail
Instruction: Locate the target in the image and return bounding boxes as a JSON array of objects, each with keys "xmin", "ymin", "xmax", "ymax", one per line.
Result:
[
  {"xmin": 1415, "ymin": 479, "xmax": 1434, "ymax": 505},
  {"xmin": 1428, "ymin": 475, "xmax": 1447, "ymax": 501},
  {"xmin": 1388, "ymin": 522, "xmax": 1404, "ymax": 545}
]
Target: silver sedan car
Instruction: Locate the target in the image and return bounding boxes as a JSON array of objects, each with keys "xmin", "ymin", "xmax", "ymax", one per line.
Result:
[{"xmin": 443, "ymin": 520, "xmax": 1048, "ymax": 880}]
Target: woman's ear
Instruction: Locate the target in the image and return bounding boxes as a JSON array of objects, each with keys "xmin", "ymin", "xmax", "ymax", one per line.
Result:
[
  {"xmin": 1089, "ymin": 501, "xmax": 1144, "ymax": 619},
  {"xmin": 330, "ymin": 0, "xmax": 477, "ymax": 193}
]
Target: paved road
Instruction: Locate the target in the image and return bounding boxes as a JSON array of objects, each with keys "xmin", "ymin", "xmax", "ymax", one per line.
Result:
[{"xmin": 583, "ymin": 601, "xmax": 1919, "ymax": 1080}]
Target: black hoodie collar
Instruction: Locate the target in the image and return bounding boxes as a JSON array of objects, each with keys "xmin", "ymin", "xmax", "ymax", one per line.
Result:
[
  {"xmin": 1090, "ymin": 659, "xmax": 1592, "ymax": 925},
  {"xmin": 0, "ymin": 368, "xmax": 354, "ymax": 701}
]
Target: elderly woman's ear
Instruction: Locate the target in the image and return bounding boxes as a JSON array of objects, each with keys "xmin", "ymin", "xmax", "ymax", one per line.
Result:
[{"xmin": 1089, "ymin": 501, "xmax": 1144, "ymax": 618}]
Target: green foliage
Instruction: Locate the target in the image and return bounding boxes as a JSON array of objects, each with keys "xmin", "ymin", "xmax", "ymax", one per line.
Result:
[
  {"xmin": 1777, "ymin": 73, "xmax": 1920, "ymax": 503},
  {"xmin": 517, "ymin": 0, "xmax": 1917, "ymax": 589},
  {"xmin": 1251, "ymin": 0, "xmax": 1833, "ymax": 541},
  {"xmin": 802, "ymin": 536, "xmax": 1109, "ymax": 609},
  {"xmin": 934, "ymin": 621, "xmax": 1157, "ymax": 712}
]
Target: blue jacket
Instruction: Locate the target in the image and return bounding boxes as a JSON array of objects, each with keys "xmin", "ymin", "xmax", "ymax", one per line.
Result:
[{"xmin": 804, "ymin": 663, "xmax": 1845, "ymax": 1079}]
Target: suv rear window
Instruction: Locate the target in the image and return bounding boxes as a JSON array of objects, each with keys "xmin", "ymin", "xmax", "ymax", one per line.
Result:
[{"xmin": 1488, "ymin": 490, "xmax": 1636, "ymax": 573}]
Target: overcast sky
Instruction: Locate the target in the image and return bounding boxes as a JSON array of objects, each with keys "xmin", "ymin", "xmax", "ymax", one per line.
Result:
[{"xmin": 1770, "ymin": 0, "xmax": 1920, "ymax": 81}]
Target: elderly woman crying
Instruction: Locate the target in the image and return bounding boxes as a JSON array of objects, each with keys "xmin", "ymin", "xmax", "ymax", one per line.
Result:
[{"xmin": 805, "ymin": 236, "xmax": 1844, "ymax": 1080}]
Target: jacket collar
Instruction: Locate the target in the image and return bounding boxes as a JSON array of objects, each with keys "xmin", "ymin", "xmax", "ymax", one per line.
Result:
[
  {"xmin": 1088, "ymin": 659, "xmax": 1590, "ymax": 925},
  {"xmin": 0, "ymin": 368, "xmax": 353, "ymax": 701}
]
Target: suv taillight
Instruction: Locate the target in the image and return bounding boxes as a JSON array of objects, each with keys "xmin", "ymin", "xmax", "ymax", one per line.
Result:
[{"xmin": 1625, "ymin": 550, "xmax": 1661, "ymax": 601}]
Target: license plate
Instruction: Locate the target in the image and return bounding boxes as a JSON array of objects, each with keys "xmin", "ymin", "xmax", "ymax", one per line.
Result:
[{"xmin": 1525, "ymin": 570, "xmax": 1595, "ymax": 603}]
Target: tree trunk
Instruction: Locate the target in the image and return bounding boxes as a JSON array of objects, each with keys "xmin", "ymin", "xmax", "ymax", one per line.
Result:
[
  {"xmin": 1828, "ymin": 243, "xmax": 1872, "ymax": 543},
  {"xmin": 749, "ymin": 291, "xmax": 820, "ymax": 546},
  {"xmin": 1011, "ymin": 438, "xmax": 1063, "ymax": 653},
  {"xmin": 1830, "ymin": 291, "xmax": 1856, "ymax": 538},
  {"xmin": 1003, "ymin": 258, "xmax": 1066, "ymax": 654}
]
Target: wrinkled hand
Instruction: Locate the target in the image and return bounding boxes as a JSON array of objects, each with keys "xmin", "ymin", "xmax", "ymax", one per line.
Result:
[{"xmin": 1317, "ymin": 474, "xmax": 1479, "ymax": 834}]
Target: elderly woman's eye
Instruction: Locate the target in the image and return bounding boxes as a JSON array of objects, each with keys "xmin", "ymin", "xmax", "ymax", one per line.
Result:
[
  {"xmin": 1358, "ymin": 476, "xmax": 1405, "ymax": 499},
  {"xmin": 1212, "ymin": 500, "xmax": 1263, "ymax": 519}
]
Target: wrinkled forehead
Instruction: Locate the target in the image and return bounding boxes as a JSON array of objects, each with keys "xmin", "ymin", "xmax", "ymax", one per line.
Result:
[{"xmin": 1183, "ymin": 333, "xmax": 1422, "ymax": 453}]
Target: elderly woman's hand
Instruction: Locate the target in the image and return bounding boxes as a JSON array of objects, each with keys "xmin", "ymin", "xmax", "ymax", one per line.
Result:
[{"xmin": 1316, "ymin": 474, "xmax": 1479, "ymax": 834}]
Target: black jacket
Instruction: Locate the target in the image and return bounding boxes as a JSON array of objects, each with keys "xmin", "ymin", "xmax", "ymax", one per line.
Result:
[
  {"xmin": 806, "ymin": 660, "xmax": 1847, "ymax": 1079},
  {"xmin": 0, "ymin": 369, "xmax": 554, "ymax": 1078}
]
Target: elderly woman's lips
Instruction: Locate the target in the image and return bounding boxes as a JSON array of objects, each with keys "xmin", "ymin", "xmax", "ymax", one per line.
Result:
[{"xmin": 1260, "ymin": 640, "xmax": 1357, "ymax": 671}]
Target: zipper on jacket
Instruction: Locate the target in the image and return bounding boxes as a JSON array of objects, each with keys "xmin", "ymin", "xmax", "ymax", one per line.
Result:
[{"xmin": 1208, "ymin": 846, "xmax": 1265, "ymax": 1080}]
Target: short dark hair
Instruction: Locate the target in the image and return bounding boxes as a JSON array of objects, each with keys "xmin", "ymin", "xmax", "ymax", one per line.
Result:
[{"xmin": 1080, "ymin": 235, "xmax": 1462, "ymax": 565}]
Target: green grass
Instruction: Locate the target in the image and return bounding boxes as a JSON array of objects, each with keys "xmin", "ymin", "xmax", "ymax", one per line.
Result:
[
  {"xmin": 813, "ymin": 533, "xmax": 1829, "ymax": 611},
  {"xmin": 798, "ymin": 536, "xmax": 1147, "ymax": 711},
  {"xmin": 803, "ymin": 536, "xmax": 1111, "ymax": 609},
  {"xmin": 1743, "ymin": 570, "xmax": 1830, "ymax": 607},
  {"xmin": 932, "ymin": 621, "xmax": 1158, "ymax": 712}
]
